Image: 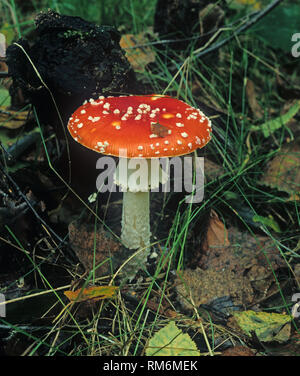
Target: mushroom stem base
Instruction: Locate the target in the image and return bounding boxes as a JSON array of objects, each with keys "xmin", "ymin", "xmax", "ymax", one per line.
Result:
[{"xmin": 121, "ymin": 191, "xmax": 150, "ymax": 253}]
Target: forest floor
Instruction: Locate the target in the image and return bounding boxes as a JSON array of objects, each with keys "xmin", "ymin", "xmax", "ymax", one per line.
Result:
[{"xmin": 0, "ymin": 0, "xmax": 299, "ymax": 357}]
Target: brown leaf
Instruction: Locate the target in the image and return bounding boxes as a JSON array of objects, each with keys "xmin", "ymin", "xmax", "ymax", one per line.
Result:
[
  {"xmin": 68, "ymin": 220, "xmax": 122, "ymax": 277},
  {"xmin": 204, "ymin": 159, "xmax": 225, "ymax": 181},
  {"xmin": 120, "ymin": 31, "xmax": 156, "ymax": 72},
  {"xmin": 246, "ymin": 79, "xmax": 264, "ymax": 119},
  {"xmin": 259, "ymin": 138, "xmax": 300, "ymax": 200},
  {"xmin": 199, "ymin": 215, "xmax": 287, "ymax": 303},
  {"xmin": 0, "ymin": 107, "xmax": 29, "ymax": 129},
  {"xmin": 64, "ymin": 285, "xmax": 118, "ymax": 303},
  {"xmin": 221, "ymin": 345, "xmax": 256, "ymax": 356},
  {"xmin": 176, "ymin": 267, "xmax": 254, "ymax": 309},
  {"xmin": 202, "ymin": 210, "xmax": 230, "ymax": 253},
  {"xmin": 150, "ymin": 122, "xmax": 169, "ymax": 137}
]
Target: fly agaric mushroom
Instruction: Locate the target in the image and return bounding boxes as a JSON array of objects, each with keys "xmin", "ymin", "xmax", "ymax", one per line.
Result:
[{"xmin": 67, "ymin": 94, "xmax": 212, "ymax": 261}]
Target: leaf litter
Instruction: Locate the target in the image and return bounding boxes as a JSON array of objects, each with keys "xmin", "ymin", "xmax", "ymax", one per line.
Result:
[{"xmin": 176, "ymin": 210, "xmax": 287, "ymax": 313}]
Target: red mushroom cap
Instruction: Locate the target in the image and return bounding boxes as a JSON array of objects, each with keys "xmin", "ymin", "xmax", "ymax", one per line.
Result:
[{"xmin": 67, "ymin": 94, "xmax": 212, "ymax": 158}]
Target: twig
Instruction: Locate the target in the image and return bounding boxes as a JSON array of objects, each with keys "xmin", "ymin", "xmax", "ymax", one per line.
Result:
[
  {"xmin": 7, "ymin": 132, "xmax": 40, "ymax": 165},
  {"xmin": 194, "ymin": 0, "xmax": 283, "ymax": 59}
]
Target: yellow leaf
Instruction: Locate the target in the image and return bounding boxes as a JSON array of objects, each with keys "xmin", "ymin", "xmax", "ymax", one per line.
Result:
[
  {"xmin": 120, "ymin": 31, "xmax": 156, "ymax": 72},
  {"xmin": 64, "ymin": 285, "xmax": 118, "ymax": 303},
  {"xmin": 233, "ymin": 310, "xmax": 292, "ymax": 343},
  {"xmin": 0, "ymin": 107, "xmax": 29, "ymax": 129},
  {"xmin": 146, "ymin": 321, "xmax": 200, "ymax": 356}
]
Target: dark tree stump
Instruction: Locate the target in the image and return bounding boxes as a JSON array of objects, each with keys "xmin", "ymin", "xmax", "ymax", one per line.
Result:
[{"xmin": 6, "ymin": 10, "xmax": 142, "ymax": 198}]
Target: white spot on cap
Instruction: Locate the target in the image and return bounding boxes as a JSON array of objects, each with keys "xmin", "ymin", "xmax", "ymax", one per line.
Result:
[
  {"xmin": 77, "ymin": 123, "xmax": 83, "ymax": 128},
  {"xmin": 181, "ymin": 132, "xmax": 188, "ymax": 138},
  {"xmin": 113, "ymin": 109, "xmax": 120, "ymax": 114},
  {"xmin": 176, "ymin": 113, "xmax": 182, "ymax": 118},
  {"xmin": 90, "ymin": 99, "xmax": 100, "ymax": 106},
  {"xmin": 176, "ymin": 123, "xmax": 184, "ymax": 127},
  {"xmin": 138, "ymin": 145, "xmax": 143, "ymax": 150},
  {"xmin": 103, "ymin": 102, "xmax": 110, "ymax": 110},
  {"xmin": 150, "ymin": 134, "xmax": 158, "ymax": 138},
  {"xmin": 88, "ymin": 116, "xmax": 100, "ymax": 122},
  {"xmin": 80, "ymin": 110, "xmax": 86, "ymax": 114},
  {"xmin": 177, "ymin": 140, "xmax": 183, "ymax": 145}
]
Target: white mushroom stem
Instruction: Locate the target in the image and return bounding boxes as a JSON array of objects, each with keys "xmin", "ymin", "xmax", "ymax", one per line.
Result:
[
  {"xmin": 114, "ymin": 157, "xmax": 168, "ymax": 250},
  {"xmin": 121, "ymin": 190, "xmax": 150, "ymax": 250}
]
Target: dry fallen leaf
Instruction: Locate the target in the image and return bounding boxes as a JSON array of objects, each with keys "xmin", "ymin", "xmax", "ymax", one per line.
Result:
[
  {"xmin": 204, "ymin": 158, "xmax": 225, "ymax": 181},
  {"xmin": 259, "ymin": 138, "xmax": 300, "ymax": 200},
  {"xmin": 246, "ymin": 79, "xmax": 264, "ymax": 119},
  {"xmin": 176, "ymin": 267, "xmax": 254, "ymax": 309},
  {"xmin": 221, "ymin": 345, "xmax": 256, "ymax": 356},
  {"xmin": 150, "ymin": 122, "xmax": 169, "ymax": 137},
  {"xmin": 0, "ymin": 107, "xmax": 30, "ymax": 129},
  {"xmin": 233, "ymin": 310, "xmax": 292, "ymax": 343},
  {"xmin": 64, "ymin": 285, "xmax": 118, "ymax": 303},
  {"xmin": 120, "ymin": 31, "xmax": 156, "ymax": 72},
  {"xmin": 196, "ymin": 211, "xmax": 286, "ymax": 304},
  {"xmin": 202, "ymin": 209, "xmax": 230, "ymax": 253},
  {"xmin": 68, "ymin": 220, "xmax": 122, "ymax": 277}
]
